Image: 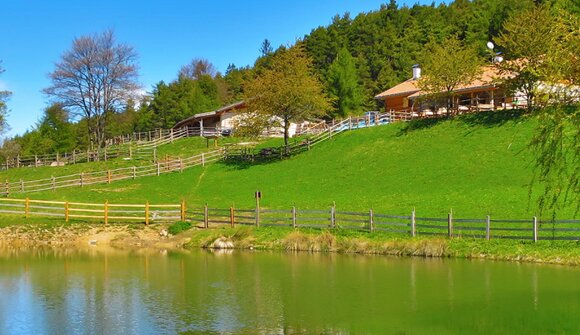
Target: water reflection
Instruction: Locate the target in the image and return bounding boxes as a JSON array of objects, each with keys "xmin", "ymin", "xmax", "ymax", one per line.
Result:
[{"xmin": 0, "ymin": 248, "xmax": 578, "ymax": 334}]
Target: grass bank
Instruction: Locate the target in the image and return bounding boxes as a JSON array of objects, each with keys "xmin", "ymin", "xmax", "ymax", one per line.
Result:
[{"xmin": 185, "ymin": 225, "xmax": 580, "ymax": 266}]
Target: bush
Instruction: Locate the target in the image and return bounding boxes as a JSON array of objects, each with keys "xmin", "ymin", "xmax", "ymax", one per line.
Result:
[{"xmin": 167, "ymin": 221, "xmax": 192, "ymax": 235}]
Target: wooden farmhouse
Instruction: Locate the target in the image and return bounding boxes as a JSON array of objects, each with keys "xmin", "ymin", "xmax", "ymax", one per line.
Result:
[{"xmin": 374, "ymin": 64, "xmax": 524, "ymax": 121}]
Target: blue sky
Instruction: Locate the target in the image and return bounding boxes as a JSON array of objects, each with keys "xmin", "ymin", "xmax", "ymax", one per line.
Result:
[{"xmin": 0, "ymin": 0, "xmax": 441, "ymax": 138}]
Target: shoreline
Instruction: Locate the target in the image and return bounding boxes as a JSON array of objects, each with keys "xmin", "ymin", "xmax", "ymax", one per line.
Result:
[{"xmin": 1, "ymin": 224, "xmax": 579, "ymax": 266}]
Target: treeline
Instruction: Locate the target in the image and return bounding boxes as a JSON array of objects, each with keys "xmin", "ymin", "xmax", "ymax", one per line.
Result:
[{"xmin": 2, "ymin": 0, "xmax": 577, "ymax": 158}]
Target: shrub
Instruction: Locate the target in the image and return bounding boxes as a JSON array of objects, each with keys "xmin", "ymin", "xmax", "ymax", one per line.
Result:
[{"xmin": 167, "ymin": 221, "xmax": 192, "ymax": 235}]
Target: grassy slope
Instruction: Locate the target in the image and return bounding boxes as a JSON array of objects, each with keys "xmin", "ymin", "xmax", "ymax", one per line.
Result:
[
  {"xmin": 0, "ymin": 136, "xmax": 241, "ymax": 181},
  {"xmin": 14, "ymin": 111, "xmax": 576, "ymax": 219}
]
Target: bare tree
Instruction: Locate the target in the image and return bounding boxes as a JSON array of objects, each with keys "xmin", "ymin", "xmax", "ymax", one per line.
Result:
[
  {"xmin": 0, "ymin": 61, "xmax": 10, "ymax": 134},
  {"xmin": 178, "ymin": 58, "xmax": 216, "ymax": 79},
  {"xmin": 44, "ymin": 30, "xmax": 140, "ymax": 148}
]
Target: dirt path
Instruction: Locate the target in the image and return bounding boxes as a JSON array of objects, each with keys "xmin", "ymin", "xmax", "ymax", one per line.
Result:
[{"xmin": 0, "ymin": 224, "xmax": 192, "ymax": 250}]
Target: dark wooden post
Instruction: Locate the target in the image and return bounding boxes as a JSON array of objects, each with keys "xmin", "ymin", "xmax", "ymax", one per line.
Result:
[
  {"xmin": 292, "ymin": 206, "xmax": 297, "ymax": 228},
  {"xmin": 230, "ymin": 207, "xmax": 235, "ymax": 227},
  {"xmin": 447, "ymin": 210, "xmax": 453, "ymax": 238},
  {"xmin": 330, "ymin": 204, "xmax": 336, "ymax": 229},
  {"xmin": 533, "ymin": 216, "xmax": 538, "ymax": 243},
  {"xmin": 255, "ymin": 196, "xmax": 260, "ymax": 227},
  {"xmin": 203, "ymin": 204, "xmax": 209, "ymax": 228},
  {"xmin": 411, "ymin": 209, "xmax": 416, "ymax": 237}
]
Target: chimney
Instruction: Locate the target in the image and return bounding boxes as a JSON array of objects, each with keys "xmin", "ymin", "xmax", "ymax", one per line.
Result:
[{"xmin": 412, "ymin": 64, "xmax": 421, "ymax": 80}]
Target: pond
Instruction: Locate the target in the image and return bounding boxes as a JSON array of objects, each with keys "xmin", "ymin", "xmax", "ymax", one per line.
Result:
[{"xmin": 0, "ymin": 248, "xmax": 578, "ymax": 334}]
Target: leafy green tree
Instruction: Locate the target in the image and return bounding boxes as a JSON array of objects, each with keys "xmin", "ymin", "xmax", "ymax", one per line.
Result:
[
  {"xmin": 37, "ymin": 103, "xmax": 76, "ymax": 154},
  {"xmin": 496, "ymin": 4, "xmax": 579, "ymax": 217},
  {"xmin": 418, "ymin": 36, "xmax": 482, "ymax": 114},
  {"xmin": 326, "ymin": 48, "xmax": 364, "ymax": 118},
  {"xmin": 496, "ymin": 4, "xmax": 577, "ymax": 111},
  {"xmin": 243, "ymin": 44, "xmax": 332, "ymax": 151}
]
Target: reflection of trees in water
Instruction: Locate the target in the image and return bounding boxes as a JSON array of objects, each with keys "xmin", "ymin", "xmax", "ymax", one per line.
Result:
[{"xmin": 0, "ymin": 249, "xmax": 578, "ymax": 333}]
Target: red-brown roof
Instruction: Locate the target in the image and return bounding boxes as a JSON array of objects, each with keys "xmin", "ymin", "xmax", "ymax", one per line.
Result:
[{"xmin": 376, "ymin": 65, "xmax": 508, "ymax": 100}]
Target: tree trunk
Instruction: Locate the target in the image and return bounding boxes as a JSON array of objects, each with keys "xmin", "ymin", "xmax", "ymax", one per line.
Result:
[{"xmin": 283, "ymin": 115, "xmax": 290, "ymax": 155}]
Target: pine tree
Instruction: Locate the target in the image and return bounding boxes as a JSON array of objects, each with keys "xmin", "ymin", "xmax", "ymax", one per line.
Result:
[{"xmin": 326, "ymin": 48, "xmax": 364, "ymax": 118}]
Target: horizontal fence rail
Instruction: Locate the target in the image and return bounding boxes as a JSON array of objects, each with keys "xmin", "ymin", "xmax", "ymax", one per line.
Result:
[
  {"xmin": 0, "ymin": 149, "xmax": 224, "ymax": 196},
  {"xmin": 0, "ymin": 198, "xmax": 184, "ymax": 224},
  {"xmin": 2, "ymin": 198, "xmax": 577, "ymax": 242}
]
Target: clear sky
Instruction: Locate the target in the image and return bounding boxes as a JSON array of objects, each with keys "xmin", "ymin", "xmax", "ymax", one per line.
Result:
[{"xmin": 0, "ymin": 0, "xmax": 441, "ymax": 138}]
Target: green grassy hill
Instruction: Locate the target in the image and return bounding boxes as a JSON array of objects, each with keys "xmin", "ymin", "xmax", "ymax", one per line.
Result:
[{"xmin": 10, "ymin": 111, "xmax": 576, "ymax": 219}]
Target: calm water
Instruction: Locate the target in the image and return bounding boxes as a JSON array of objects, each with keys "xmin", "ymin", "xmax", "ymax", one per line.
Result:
[{"xmin": 0, "ymin": 248, "xmax": 578, "ymax": 335}]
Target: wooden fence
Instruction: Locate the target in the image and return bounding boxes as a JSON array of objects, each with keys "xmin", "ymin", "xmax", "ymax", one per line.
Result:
[
  {"xmin": 0, "ymin": 149, "xmax": 223, "ymax": 196},
  {"xmin": 1, "ymin": 198, "xmax": 577, "ymax": 242},
  {"xmin": 185, "ymin": 205, "xmax": 580, "ymax": 242},
  {"xmin": 0, "ymin": 198, "xmax": 184, "ymax": 224}
]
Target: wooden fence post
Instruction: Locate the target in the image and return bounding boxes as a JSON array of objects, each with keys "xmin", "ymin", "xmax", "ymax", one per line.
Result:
[
  {"xmin": 107, "ymin": 170, "xmax": 112, "ymax": 184},
  {"xmin": 201, "ymin": 153, "xmax": 205, "ymax": 167},
  {"xmin": 4, "ymin": 179, "xmax": 9, "ymax": 197},
  {"xmin": 145, "ymin": 201, "xmax": 150, "ymax": 225},
  {"xmin": 170, "ymin": 128, "xmax": 174, "ymax": 143},
  {"xmin": 486, "ymin": 215, "xmax": 491, "ymax": 240},
  {"xmin": 20, "ymin": 179, "xmax": 24, "ymax": 193},
  {"xmin": 153, "ymin": 148, "xmax": 157, "ymax": 161},
  {"xmin": 533, "ymin": 216, "xmax": 538, "ymax": 243},
  {"xmin": 330, "ymin": 204, "xmax": 336, "ymax": 229},
  {"xmin": 80, "ymin": 173, "xmax": 84, "ymax": 187},
  {"xmin": 203, "ymin": 204, "xmax": 209, "ymax": 228},
  {"xmin": 448, "ymin": 210, "xmax": 453, "ymax": 238},
  {"xmin": 156, "ymin": 162, "xmax": 161, "ymax": 176},
  {"xmin": 132, "ymin": 166, "xmax": 137, "ymax": 179},
  {"xmin": 255, "ymin": 197, "xmax": 260, "ymax": 227},
  {"xmin": 292, "ymin": 206, "xmax": 297, "ymax": 229},
  {"xmin": 52, "ymin": 176, "xmax": 56, "ymax": 191},
  {"xmin": 25, "ymin": 197, "xmax": 30, "ymax": 219},
  {"xmin": 180, "ymin": 200, "xmax": 186, "ymax": 221},
  {"xmin": 64, "ymin": 202, "xmax": 69, "ymax": 223},
  {"xmin": 369, "ymin": 209, "xmax": 374, "ymax": 232},
  {"xmin": 349, "ymin": 116, "xmax": 352, "ymax": 131},
  {"xmin": 230, "ymin": 207, "xmax": 235, "ymax": 227},
  {"xmin": 16, "ymin": 155, "xmax": 20, "ymax": 168},
  {"xmin": 35, "ymin": 155, "xmax": 39, "ymax": 168},
  {"xmin": 104, "ymin": 200, "xmax": 109, "ymax": 225},
  {"xmin": 411, "ymin": 208, "xmax": 416, "ymax": 237}
]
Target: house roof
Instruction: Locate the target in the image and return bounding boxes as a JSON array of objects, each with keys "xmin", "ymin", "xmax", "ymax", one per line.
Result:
[
  {"xmin": 173, "ymin": 100, "xmax": 246, "ymax": 129},
  {"xmin": 376, "ymin": 65, "xmax": 507, "ymax": 100},
  {"xmin": 374, "ymin": 79, "xmax": 420, "ymax": 99}
]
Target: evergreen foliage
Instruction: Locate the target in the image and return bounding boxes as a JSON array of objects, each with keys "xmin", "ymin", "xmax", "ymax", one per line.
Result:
[{"xmin": 326, "ymin": 47, "xmax": 364, "ymax": 118}]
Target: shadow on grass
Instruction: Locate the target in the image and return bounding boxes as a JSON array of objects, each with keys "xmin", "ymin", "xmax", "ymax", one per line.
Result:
[{"xmin": 398, "ymin": 109, "xmax": 529, "ymax": 136}]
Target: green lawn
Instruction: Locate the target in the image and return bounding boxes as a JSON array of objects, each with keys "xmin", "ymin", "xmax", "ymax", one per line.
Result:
[{"xmin": 8, "ymin": 111, "xmax": 577, "ymax": 220}]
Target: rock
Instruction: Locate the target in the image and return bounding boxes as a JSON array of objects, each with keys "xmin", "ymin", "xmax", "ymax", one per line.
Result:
[
  {"xmin": 50, "ymin": 161, "xmax": 66, "ymax": 167},
  {"xmin": 210, "ymin": 237, "xmax": 234, "ymax": 249}
]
